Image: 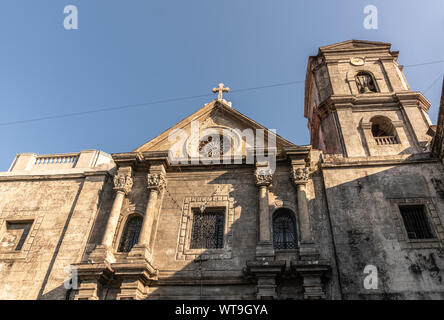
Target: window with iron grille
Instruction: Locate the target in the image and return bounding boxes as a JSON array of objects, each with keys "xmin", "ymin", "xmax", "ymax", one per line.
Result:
[
  {"xmin": 190, "ymin": 209, "xmax": 225, "ymax": 249},
  {"xmin": 118, "ymin": 215, "xmax": 143, "ymax": 252},
  {"xmin": 273, "ymin": 209, "xmax": 297, "ymax": 250},
  {"xmin": 399, "ymin": 205, "xmax": 435, "ymax": 240}
]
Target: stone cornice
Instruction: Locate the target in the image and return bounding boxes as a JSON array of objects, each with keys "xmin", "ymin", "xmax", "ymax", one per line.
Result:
[
  {"xmin": 112, "ymin": 149, "xmax": 301, "ymax": 170},
  {"xmin": 318, "ymin": 40, "xmax": 392, "ymax": 55},
  {"xmin": 155, "ymin": 276, "xmax": 250, "ymax": 286},
  {"xmin": 140, "ymin": 151, "xmax": 170, "ymax": 163},
  {"xmin": 284, "ymin": 145, "xmax": 311, "ymax": 164},
  {"xmin": 72, "ymin": 262, "xmax": 114, "ymax": 280},
  {"xmin": 290, "ymin": 259, "xmax": 331, "ymax": 274},
  {"xmin": 313, "ymin": 92, "xmax": 431, "ymax": 119},
  {"xmin": 321, "ymin": 153, "xmax": 439, "ymax": 168},
  {"xmin": 112, "ymin": 151, "xmax": 172, "ymax": 170},
  {"xmin": 112, "ymin": 262, "xmax": 158, "ymax": 282},
  {"xmin": 0, "ymin": 169, "xmax": 112, "ymax": 181},
  {"xmin": 283, "ymin": 145, "xmax": 311, "ymax": 158},
  {"xmin": 112, "ymin": 152, "xmax": 141, "ymax": 168},
  {"xmin": 395, "ymin": 92, "xmax": 431, "ymax": 111},
  {"xmin": 325, "ymin": 94, "xmax": 398, "ymax": 107},
  {"xmin": 245, "ymin": 260, "xmax": 286, "ymax": 276},
  {"xmin": 322, "ymin": 46, "xmax": 392, "ymax": 55}
]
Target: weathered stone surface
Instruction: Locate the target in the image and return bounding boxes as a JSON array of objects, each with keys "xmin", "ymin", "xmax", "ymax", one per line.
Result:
[{"xmin": 0, "ymin": 40, "xmax": 444, "ymax": 300}]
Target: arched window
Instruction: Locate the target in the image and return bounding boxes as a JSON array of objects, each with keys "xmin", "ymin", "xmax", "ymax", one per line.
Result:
[
  {"xmin": 356, "ymin": 72, "xmax": 377, "ymax": 93},
  {"xmin": 370, "ymin": 116, "xmax": 399, "ymax": 145},
  {"xmin": 273, "ymin": 209, "xmax": 297, "ymax": 250},
  {"xmin": 118, "ymin": 215, "xmax": 143, "ymax": 252}
]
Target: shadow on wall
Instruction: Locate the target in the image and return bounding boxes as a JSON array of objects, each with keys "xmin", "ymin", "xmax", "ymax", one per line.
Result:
[
  {"xmin": 36, "ymin": 179, "xmax": 85, "ymax": 300},
  {"xmin": 142, "ymin": 169, "xmax": 306, "ymax": 300},
  {"xmin": 320, "ymin": 155, "xmax": 444, "ymax": 300},
  {"xmin": 41, "ymin": 154, "xmax": 444, "ymax": 300}
]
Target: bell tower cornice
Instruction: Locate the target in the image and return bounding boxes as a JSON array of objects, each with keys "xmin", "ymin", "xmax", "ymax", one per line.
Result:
[
  {"xmin": 314, "ymin": 92, "xmax": 431, "ymax": 115},
  {"xmin": 304, "ymin": 40, "xmax": 434, "ymax": 158}
]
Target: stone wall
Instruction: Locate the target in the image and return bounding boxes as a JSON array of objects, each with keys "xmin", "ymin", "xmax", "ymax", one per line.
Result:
[
  {"xmin": 322, "ymin": 156, "xmax": 444, "ymax": 299},
  {"xmin": 1, "ymin": 40, "xmax": 443, "ymax": 301},
  {"xmin": 0, "ymin": 174, "xmax": 109, "ymax": 299},
  {"xmin": 88, "ymin": 162, "xmax": 337, "ymax": 299},
  {"xmin": 80, "ymin": 158, "xmax": 341, "ymax": 300},
  {"xmin": 0, "ymin": 150, "xmax": 114, "ymax": 300}
]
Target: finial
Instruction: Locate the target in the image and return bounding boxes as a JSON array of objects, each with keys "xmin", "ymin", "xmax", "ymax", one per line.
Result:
[{"xmin": 212, "ymin": 83, "xmax": 230, "ymax": 100}]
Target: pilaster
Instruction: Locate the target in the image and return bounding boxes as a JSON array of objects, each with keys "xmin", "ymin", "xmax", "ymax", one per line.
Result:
[
  {"xmin": 254, "ymin": 162, "xmax": 274, "ymax": 260},
  {"xmin": 129, "ymin": 165, "xmax": 166, "ymax": 262},
  {"xmin": 291, "ymin": 260, "xmax": 330, "ymax": 300},
  {"xmin": 291, "ymin": 166, "xmax": 318, "ymax": 260},
  {"xmin": 113, "ymin": 262, "xmax": 157, "ymax": 300},
  {"xmin": 72, "ymin": 262, "xmax": 114, "ymax": 300},
  {"xmin": 89, "ymin": 167, "xmax": 133, "ymax": 264}
]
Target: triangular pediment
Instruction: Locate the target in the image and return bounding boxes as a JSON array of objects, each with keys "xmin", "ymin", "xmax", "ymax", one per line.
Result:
[
  {"xmin": 134, "ymin": 99, "xmax": 295, "ymax": 156},
  {"xmin": 319, "ymin": 39, "xmax": 392, "ymax": 53}
]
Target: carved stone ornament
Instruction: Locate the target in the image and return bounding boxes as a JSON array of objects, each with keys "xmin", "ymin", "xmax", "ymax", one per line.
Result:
[
  {"xmin": 350, "ymin": 56, "xmax": 365, "ymax": 66},
  {"xmin": 274, "ymin": 200, "xmax": 284, "ymax": 208},
  {"xmin": 255, "ymin": 169, "xmax": 273, "ymax": 187},
  {"xmin": 291, "ymin": 167, "xmax": 309, "ymax": 185},
  {"xmin": 147, "ymin": 173, "xmax": 167, "ymax": 192},
  {"xmin": 113, "ymin": 174, "xmax": 133, "ymax": 194}
]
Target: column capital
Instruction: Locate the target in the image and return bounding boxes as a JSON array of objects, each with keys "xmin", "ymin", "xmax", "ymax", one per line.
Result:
[
  {"xmin": 147, "ymin": 172, "xmax": 167, "ymax": 192},
  {"xmin": 113, "ymin": 173, "xmax": 133, "ymax": 195},
  {"xmin": 291, "ymin": 167, "xmax": 309, "ymax": 185},
  {"xmin": 255, "ymin": 168, "xmax": 273, "ymax": 187}
]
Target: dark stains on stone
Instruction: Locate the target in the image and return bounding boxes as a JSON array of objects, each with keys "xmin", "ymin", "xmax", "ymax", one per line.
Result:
[{"xmin": 406, "ymin": 253, "xmax": 442, "ymax": 283}]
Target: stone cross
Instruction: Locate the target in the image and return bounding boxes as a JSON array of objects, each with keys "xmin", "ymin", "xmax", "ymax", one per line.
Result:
[{"xmin": 212, "ymin": 83, "xmax": 230, "ymax": 100}]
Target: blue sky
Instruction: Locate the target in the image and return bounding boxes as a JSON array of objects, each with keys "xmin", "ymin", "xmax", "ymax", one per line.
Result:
[{"xmin": 0, "ymin": 0, "xmax": 443, "ymax": 170}]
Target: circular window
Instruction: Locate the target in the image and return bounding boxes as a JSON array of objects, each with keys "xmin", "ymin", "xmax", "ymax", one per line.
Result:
[{"xmin": 198, "ymin": 134, "xmax": 231, "ymax": 157}]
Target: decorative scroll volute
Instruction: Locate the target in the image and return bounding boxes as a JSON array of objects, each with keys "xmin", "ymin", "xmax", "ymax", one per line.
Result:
[
  {"xmin": 255, "ymin": 168, "xmax": 273, "ymax": 187},
  {"xmin": 291, "ymin": 167, "xmax": 309, "ymax": 185},
  {"xmin": 147, "ymin": 173, "xmax": 167, "ymax": 192},
  {"xmin": 113, "ymin": 173, "xmax": 133, "ymax": 195}
]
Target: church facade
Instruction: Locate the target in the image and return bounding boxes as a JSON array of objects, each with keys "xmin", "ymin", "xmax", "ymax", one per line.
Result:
[{"xmin": 1, "ymin": 40, "xmax": 444, "ymax": 300}]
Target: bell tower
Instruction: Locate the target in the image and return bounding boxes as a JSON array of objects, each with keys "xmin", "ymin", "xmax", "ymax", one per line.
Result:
[{"xmin": 304, "ymin": 40, "xmax": 434, "ymax": 157}]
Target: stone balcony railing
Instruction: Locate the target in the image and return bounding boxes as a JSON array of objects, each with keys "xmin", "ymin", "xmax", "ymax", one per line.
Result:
[
  {"xmin": 7, "ymin": 150, "xmax": 115, "ymax": 173},
  {"xmin": 374, "ymin": 136, "xmax": 399, "ymax": 145},
  {"xmin": 34, "ymin": 153, "xmax": 79, "ymax": 168}
]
